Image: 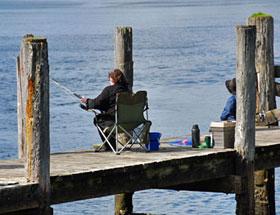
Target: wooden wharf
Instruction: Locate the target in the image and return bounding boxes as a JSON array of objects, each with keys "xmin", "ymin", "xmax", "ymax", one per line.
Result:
[
  {"xmin": 1, "ymin": 127, "xmax": 280, "ymax": 214},
  {"xmin": 2, "ymin": 13, "xmax": 280, "ymax": 214}
]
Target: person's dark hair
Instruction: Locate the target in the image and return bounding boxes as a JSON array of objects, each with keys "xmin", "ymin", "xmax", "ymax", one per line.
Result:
[{"xmin": 108, "ymin": 69, "xmax": 128, "ymax": 87}]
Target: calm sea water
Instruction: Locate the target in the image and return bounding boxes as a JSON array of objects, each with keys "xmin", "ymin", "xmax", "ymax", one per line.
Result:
[{"xmin": 1, "ymin": 0, "xmax": 280, "ymax": 214}]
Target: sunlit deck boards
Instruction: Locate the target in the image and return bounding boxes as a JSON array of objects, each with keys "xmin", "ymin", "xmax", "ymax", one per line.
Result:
[
  {"xmin": 1, "ymin": 127, "xmax": 280, "ymax": 213},
  {"xmin": 0, "ymin": 146, "xmax": 236, "ymax": 187}
]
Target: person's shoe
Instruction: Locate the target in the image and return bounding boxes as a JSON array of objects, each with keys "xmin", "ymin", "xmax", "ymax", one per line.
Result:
[{"xmin": 92, "ymin": 144, "xmax": 111, "ymax": 152}]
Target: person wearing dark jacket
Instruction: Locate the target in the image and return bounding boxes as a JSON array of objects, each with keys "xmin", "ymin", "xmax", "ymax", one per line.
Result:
[
  {"xmin": 80, "ymin": 69, "xmax": 129, "ymax": 150},
  {"xmin": 220, "ymin": 78, "xmax": 236, "ymax": 121}
]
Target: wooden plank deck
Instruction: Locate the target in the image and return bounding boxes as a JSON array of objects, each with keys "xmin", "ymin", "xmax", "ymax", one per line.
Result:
[{"xmin": 1, "ymin": 127, "xmax": 280, "ymax": 213}]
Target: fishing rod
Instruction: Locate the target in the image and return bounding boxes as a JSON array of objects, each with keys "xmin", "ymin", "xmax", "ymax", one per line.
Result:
[
  {"xmin": 50, "ymin": 78, "xmax": 91, "ymax": 111},
  {"xmin": 50, "ymin": 77, "xmax": 83, "ymax": 99}
]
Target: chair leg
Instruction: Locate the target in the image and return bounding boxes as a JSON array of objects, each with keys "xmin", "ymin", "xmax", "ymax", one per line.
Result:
[
  {"xmin": 95, "ymin": 121, "xmax": 151, "ymax": 154},
  {"xmin": 96, "ymin": 125, "xmax": 118, "ymax": 154},
  {"xmin": 127, "ymin": 125, "xmax": 150, "ymax": 151},
  {"xmin": 115, "ymin": 123, "xmax": 118, "ymax": 154},
  {"xmin": 117, "ymin": 126, "xmax": 135, "ymax": 153}
]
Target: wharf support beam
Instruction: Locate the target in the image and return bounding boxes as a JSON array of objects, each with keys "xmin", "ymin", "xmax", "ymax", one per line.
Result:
[
  {"xmin": 115, "ymin": 26, "xmax": 133, "ymax": 91},
  {"xmin": 248, "ymin": 13, "xmax": 276, "ymax": 215},
  {"xmin": 3, "ymin": 141, "xmax": 280, "ymax": 214},
  {"xmin": 16, "ymin": 34, "xmax": 52, "ymax": 214},
  {"xmin": 114, "ymin": 26, "xmax": 134, "ymax": 215},
  {"xmin": 248, "ymin": 15, "xmax": 275, "ymax": 113},
  {"xmin": 235, "ymin": 25, "xmax": 256, "ymax": 215},
  {"xmin": 166, "ymin": 175, "xmax": 242, "ymax": 194},
  {"xmin": 163, "ymin": 138, "xmax": 280, "ymax": 194},
  {"xmin": 115, "ymin": 193, "xmax": 133, "ymax": 215},
  {"xmin": 49, "ymin": 151, "xmax": 235, "ymax": 205}
]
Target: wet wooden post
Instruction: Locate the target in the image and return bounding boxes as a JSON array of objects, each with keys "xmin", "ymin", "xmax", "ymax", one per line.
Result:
[
  {"xmin": 248, "ymin": 13, "xmax": 276, "ymax": 215},
  {"xmin": 235, "ymin": 25, "xmax": 256, "ymax": 215},
  {"xmin": 115, "ymin": 26, "xmax": 133, "ymax": 91},
  {"xmin": 17, "ymin": 34, "xmax": 52, "ymax": 214},
  {"xmin": 114, "ymin": 27, "xmax": 134, "ymax": 215}
]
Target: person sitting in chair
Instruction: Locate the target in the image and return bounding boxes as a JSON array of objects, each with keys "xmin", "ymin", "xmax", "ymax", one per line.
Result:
[
  {"xmin": 220, "ymin": 78, "xmax": 236, "ymax": 121},
  {"xmin": 80, "ymin": 69, "xmax": 129, "ymax": 151}
]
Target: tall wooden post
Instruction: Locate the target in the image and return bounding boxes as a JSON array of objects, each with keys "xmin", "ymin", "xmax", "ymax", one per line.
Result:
[
  {"xmin": 17, "ymin": 55, "xmax": 24, "ymax": 159},
  {"xmin": 115, "ymin": 193, "xmax": 134, "ymax": 215},
  {"xmin": 115, "ymin": 26, "xmax": 133, "ymax": 91},
  {"xmin": 248, "ymin": 13, "xmax": 276, "ymax": 215},
  {"xmin": 235, "ymin": 25, "xmax": 256, "ymax": 215},
  {"xmin": 248, "ymin": 14, "xmax": 276, "ymax": 113},
  {"xmin": 17, "ymin": 34, "xmax": 52, "ymax": 214},
  {"xmin": 114, "ymin": 27, "xmax": 134, "ymax": 215}
]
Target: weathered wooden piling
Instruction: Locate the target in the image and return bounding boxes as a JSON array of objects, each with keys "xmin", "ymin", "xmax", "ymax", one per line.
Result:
[
  {"xmin": 114, "ymin": 26, "xmax": 134, "ymax": 215},
  {"xmin": 115, "ymin": 193, "xmax": 134, "ymax": 215},
  {"xmin": 16, "ymin": 55, "xmax": 24, "ymax": 160},
  {"xmin": 115, "ymin": 26, "xmax": 133, "ymax": 91},
  {"xmin": 235, "ymin": 25, "xmax": 256, "ymax": 215},
  {"xmin": 248, "ymin": 13, "xmax": 276, "ymax": 214},
  {"xmin": 17, "ymin": 34, "xmax": 52, "ymax": 214},
  {"xmin": 248, "ymin": 13, "xmax": 276, "ymax": 113}
]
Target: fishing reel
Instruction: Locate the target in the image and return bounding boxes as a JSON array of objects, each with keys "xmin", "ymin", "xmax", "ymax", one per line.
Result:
[
  {"xmin": 80, "ymin": 96, "xmax": 88, "ymax": 111},
  {"xmin": 80, "ymin": 102, "xmax": 99, "ymax": 115},
  {"xmin": 80, "ymin": 103, "xmax": 88, "ymax": 110}
]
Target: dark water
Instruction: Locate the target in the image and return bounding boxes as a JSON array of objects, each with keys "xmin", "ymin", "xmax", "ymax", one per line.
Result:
[{"xmin": 1, "ymin": 0, "xmax": 280, "ymax": 214}]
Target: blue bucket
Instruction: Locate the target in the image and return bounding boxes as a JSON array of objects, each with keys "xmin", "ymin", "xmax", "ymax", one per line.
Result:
[
  {"xmin": 149, "ymin": 132, "xmax": 161, "ymax": 141},
  {"xmin": 146, "ymin": 132, "xmax": 161, "ymax": 151}
]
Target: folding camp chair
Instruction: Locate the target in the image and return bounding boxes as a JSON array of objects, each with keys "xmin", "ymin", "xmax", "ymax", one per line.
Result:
[{"xmin": 94, "ymin": 91, "xmax": 152, "ymax": 154}]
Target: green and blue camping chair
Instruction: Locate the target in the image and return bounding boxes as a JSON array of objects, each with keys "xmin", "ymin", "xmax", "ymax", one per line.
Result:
[{"xmin": 94, "ymin": 91, "xmax": 152, "ymax": 154}]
